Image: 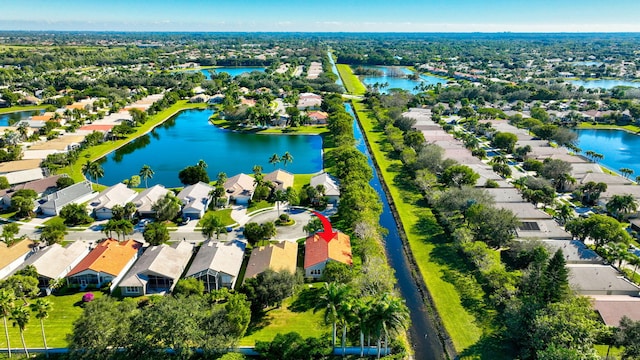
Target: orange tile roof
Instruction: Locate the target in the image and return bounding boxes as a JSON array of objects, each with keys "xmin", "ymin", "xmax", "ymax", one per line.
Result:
[
  {"xmin": 67, "ymin": 239, "xmax": 141, "ymax": 277},
  {"xmin": 31, "ymin": 114, "xmax": 53, "ymax": 121},
  {"xmin": 65, "ymin": 104, "xmax": 86, "ymax": 110},
  {"xmin": 245, "ymin": 241, "xmax": 298, "ymax": 279},
  {"xmin": 304, "ymin": 232, "xmax": 352, "ymax": 269}
]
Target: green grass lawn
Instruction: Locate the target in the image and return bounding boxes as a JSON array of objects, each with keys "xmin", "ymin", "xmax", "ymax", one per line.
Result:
[
  {"xmin": 247, "ymin": 200, "xmax": 273, "ymax": 214},
  {"xmin": 1, "ymin": 291, "xmax": 104, "ymax": 349},
  {"xmin": 352, "ymin": 101, "xmax": 485, "ymax": 353},
  {"xmin": 0, "ymin": 105, "xmax": 47, "ymax": 115},
  {"xmin": 239, "ymin": 285, "xmax": 328, "ymax": 346},
  {"xmin": 257, "ymin": 126, "xmax": 329, "ymax": 135},
  {"xmin": 197, "ymin": 208, "xmax": 235, "ymax": 227},
  {"xmin": 577, "ymin": 122, "xmax": 640, "ymax": 133},
  {"xmin": 293, "ymin": 173, "xmax": 313, "ymax": 193},
  {"xmin": 336, "ymin": 64, "xmax": 367, "ymax": 95},
  {"xmin": 56, "ymin": 101, "xmax": 207, "ymax": 182}
]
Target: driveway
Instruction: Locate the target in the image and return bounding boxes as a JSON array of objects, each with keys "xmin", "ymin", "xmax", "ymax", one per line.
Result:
[{"xmin": 246, "ymin": 208, "xmax": 312, "ymax": 242}]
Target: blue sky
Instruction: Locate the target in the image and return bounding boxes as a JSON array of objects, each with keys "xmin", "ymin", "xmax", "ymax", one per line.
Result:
[{"xmin": 1, "ymin": 0, "xmax": 639, "ymax": 32}]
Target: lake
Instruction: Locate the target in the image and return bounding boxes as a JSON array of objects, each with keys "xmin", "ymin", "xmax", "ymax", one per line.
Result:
[
  {"xmin": 570, "ymin": 79, "xmax": 640, "ymax": 89},
  {"xmin": 0, "ymin": 110, "xmax": 43, "ymax": 126},
  {"xmin": 575, "ymin": 128, "xmax": 640, "ymax": 177},
  {"xmin": 98, "ymin": 109, "xmax": 323, "ymax": 187},
  {"xmin": 360, "ymin": 66, "xmax": 446, "ymax": 94},
  {"xmin": 199, "ymin": 67, "xmax": 265, "ymax": 79}
]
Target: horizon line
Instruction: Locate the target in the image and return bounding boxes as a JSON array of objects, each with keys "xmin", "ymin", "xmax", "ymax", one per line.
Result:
[{"xmin": 2, "ymin": 30, "xmax": 640, "ymax": 34}]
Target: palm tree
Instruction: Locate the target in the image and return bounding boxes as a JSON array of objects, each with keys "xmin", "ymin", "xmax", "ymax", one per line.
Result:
[
  {"xmin": 629, "ymin": 254, "xmax": 640, "ymax": 275},
  {"xmin": 585, "ymin": 150, "xmax": 595, "ymax": 161},
  {"xmin": 607, "ymin": 194, "xmax": 638, "ymax": 221},
  {"xmin": 208, "ymin": 186, "xmax": 225, "ymax": 209},
  {"xmin": 252, "ymin": 165, "xmax": 263, "ymax": 176},
  {"xmin": 592, "ymin": 153, "xmax": 604, "ymax": 163},
  {"xmin": 313, "ymin": 283, "xmax": 351, "ymax": 349},
  {"xmin": 368, "ymin": 294, "xmax": 410, "ymax": 359},
  {"xmin": 216, "ymin": 172, "xmax": 227, "ymax": 186},
  {"xmin": 81, "ymin": 160, "xmax": 104, "ymax": 184},
  {"xmin": 636, "ymin": 175, "xmax": 640, "ymax": 184},
  {"xmin": 352, "ymin": 298, "xmax": 372, "ymax": 357},
  {"xmin": 555, "ymin": 202, "xmax": 574, "ymax": 225},
  {"xmin": 201, "ymin": 215, "xmax": 227, "ymax": 239},
  {"xmin": 620, "ymin": 168, "xmax": 634, "ymax": 179},
  {"xmin": 273, "ymin": 189, "xmax": 287, "ymax": 216},
  {"xmin": 139, "ymin": 164, "xmax": 154, "ymax": 188},
  {"xmin": 489, "ymin": 154, "xmax": 509, "ymax": 166},
  {"xmin": 268, "ymin": 153, "xmax": 281, "ymax": 168},
  {"xmin": 197, "ymin": 159, "xmax": 208, "ymax": 169},
  {"xmin": 30, "ymin": 298, "xmax": 52, "ymax": 358},
  {"xmin": 10, "ymin": 305, "xmax": 30, "ymax": 358},
  {"xmin": 281, "ymin": 151, "xmax": 294, "ymax": 168},
  {"xmin": 0, "ymin": 289, "xmax": 15, "ymax": 358}
]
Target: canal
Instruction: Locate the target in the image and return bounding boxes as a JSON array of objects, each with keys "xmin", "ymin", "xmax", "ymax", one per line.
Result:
[{"xmin": 345, "ymin": 103, "xmax": 446, "ymax": 358}]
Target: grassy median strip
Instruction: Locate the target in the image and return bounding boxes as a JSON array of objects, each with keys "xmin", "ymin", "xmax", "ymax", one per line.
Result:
[
  {"xmin": 352, "ymin": 100, "xmax": 482, "ymax": 352},
  {"xmin": 336, "ymin": 64, "xmax": 367, "ymax": 95}
]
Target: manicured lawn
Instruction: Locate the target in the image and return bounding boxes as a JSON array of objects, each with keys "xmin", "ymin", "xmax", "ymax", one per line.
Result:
[
  {"xmin": 577, "ymin": 122, "xmax": 640, "ymax": 133},
  {"xmin": 258, "ymin": 126, "xmax": 329, "ymax": 135},
  {"xmin": 197, "ymin": 208, "xmax": 234, "ymax": 227},
  {"xmin": 247, "ymin": 200, "xmax": 273, "ymax": 214},
  {"xmin": 0, "ymin": 105, "xmax": 47, "ymax": 115},
  {"xmin": 352, "ymin": 101, "xmax": 484, "ymax": 353},
  {"xmin": 293, "ymin": 173, "xmax": 313, "ymax": 193},
  {"xmin": 56, "ymin": 101, "xmax": 207, "ymax": 182},
  {"xmin": 336, "ymin": 64, "xmax": 366, "ymax": 95},
  {"xmin": 1, "ymin": 291, "xmax": 104, "ymax": 349},
  {"xmin": 239, "ymin": 286, "xmax": 328, "ymax": 346}
]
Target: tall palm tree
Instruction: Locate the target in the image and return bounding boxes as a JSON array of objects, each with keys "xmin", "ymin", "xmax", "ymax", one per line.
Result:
[
  {"xmin": 273, "ymin": 189, "xmax": 287, "ymax": 216},
  {"xmin": 607, "ymin": 194, "xmax": 638, "ymax": 221},
  {"xmin": 197, "ymin": 159, "xmax": 208, "ymax": 169},
  {"xmin": 313, "ymin": 283, "xmax": 351, "ymax": 349},
  {"xmin": 281, "ymin": 151, "xmax": 294, "ymax": 168},
  {"xmin": 555, "ymin": 202, "xmax": 574, "ymax": 225},
  {"xmin": 139, "ymin": 164, "xmax": 154, "ymax": 188},
  {"xmin": 0, "ymin": 289, "xmax": 15, "ymax": 358},
  {"xmin": 10, "ymin": 305, "xmax": 30, "ymax": 358},
  {"xmin": 81, "ymin": 160, "xmax": 104, "ymax": 184},
  {"xmin": 216, "ymin": 172, "xmax": 227, "ymax": 186},
  {"xmin": 620, "ymin": 168, "xmax": 634, "ymax": 179},
  {"xmin": 353, "ymin": 298, "xmax": 372, "ymax": 357},
  {"xmin": 252, "ymin": 165, "xmax": 263, "ymax": 176},
  {"xmin": 368, "ymin": 294, "xmax": 410, "ymax": 359},
  {"xmin": 268, "ymin": 153, "xmax": 280, "ymax": 168},
  {"xmin": 208, "ymin": 186, "xmax": 225, "ymax": 209},
  {"xmin": 30, "ymin": 298, "xmax": 52, "ymax": 358}
]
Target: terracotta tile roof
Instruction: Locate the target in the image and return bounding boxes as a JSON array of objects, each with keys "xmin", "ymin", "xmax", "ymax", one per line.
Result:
[
  {"xmin": 79, "ymin": 124, "xmax": 114, "ymax": 132},
  {"xmin": 31, "ymin": 114, "xmax": 53, "ymax": 121},
  {"xmin": 67, "ymin": 239, "xmax": 142, "ymax": 277},
  {"xmin": 245, "ymin": 241, "xmax": 298, "ymax": 280},
  {"xmin": 304, "ymin": 232, "xmax": 352, "ymax": 269},
  {"xmin": 0, "ymin": 239, "xmax": 35, "ymax": 270}
]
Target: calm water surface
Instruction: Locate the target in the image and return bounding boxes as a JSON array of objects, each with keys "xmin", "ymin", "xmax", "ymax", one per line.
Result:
[
  {"xmin": 570, "ymin": 79, "xmax": 640, "ymax": 89},
  {"xmin": 200, "ymin": 67, "xmax": 265, "ymax": 79},
  {"xmin": 99, "ymin": 109, "xmax": 322, "ymax": 187},
  {"xmin": 0, "ymin": 110, "xmax": 43, "ymax": 126},
  {"xmin": 575, "ymin": 128, "xmax": 640, "ymax": 176},
  {"xmin": 360, "ymin": 66, "xmax": 446, "ymax": 94}
]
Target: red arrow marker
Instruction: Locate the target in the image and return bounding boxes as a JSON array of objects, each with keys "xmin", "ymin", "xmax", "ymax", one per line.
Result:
[{"xmin": 312, "ymin": 211, "xmax": 337, "ymax": 242}]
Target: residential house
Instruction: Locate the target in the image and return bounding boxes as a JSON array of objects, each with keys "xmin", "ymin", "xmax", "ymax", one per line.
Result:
[
  {"xmin": 0, "ymin": 239, "xmax": 35, "ymax": 280},
  {"xmin": 4, "ymin": 168, "xmax": 45, "ymax": 186},
  {"xmin": 224, "ymin": 173, "xmax": 256, "ymax": 205},
  {"xmin": 0, "ymin": 175, "xmax": 61, "ymax": 208},
  {"xmin": 244, "ymin": 241, "xmax": 298, "ymax": 281},
  {"xmin": 304, "ymin": 232, "xmax": 352, "ymax": 279},
  {"xmin": 310, "ymin": 172, "xmax": 340, "ymax": 204},
  {"xmin": 264, "ymin": 169, "xmax": 294, "ymax": 191},
  {"xmin": 67, "ymin": 239, "xmax": 142, "ymax": 291},
  {"xmin": 12, "ymin": 241, "xmax": 89, "ymax": 294},
  {"xmin": 0, "ymin": 159, "xmax": 42, "ymax": 175},
  {"xmin": 593, "ymin": 297, "xmax": 640, "ymax": 327},
  {"xmin": 177, "ymin": 182, "xmax": 214, "ymax": 219},
  {"xmin": 297, "ymin": 92, "xmax": 322, "ymax": 110},
  {"xmin": 307, "ymin": 111, "xmax": 329, "ymax": 125},
  {"xmin": 90, "ymin": 183, "xmax": 137, "ymax": 220},
  {"xmin": 189, "ymin": 94, "xmax": 210, "ymax": 103},
  {"xmin": 131, "ymin": 185, "xmax": 170, "ymax": 218},
  {"xmin": 568, "ymin": 264, "xmax": 640, "ymax": 296},
  {"xmin": 185, "ymin": 240, "xmax": 246, "ymax": 291},
  {"xmin": 118, "ymin": 241, "xmax": 194, "ymax": 296},
  {"xmin": 39, "ymin": 180, "xmax": 95, "ymax": 216},
  {"xmin": 541, "ymin": 240, "xmax": 603, "ymax": 264}
]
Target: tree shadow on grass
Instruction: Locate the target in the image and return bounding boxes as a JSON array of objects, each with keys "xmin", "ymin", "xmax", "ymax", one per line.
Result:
[
  {"xmin": 289, "ymin": 287, "xmax": 322, "ymax": 313},
  {"xmin": 244, "ymin": 314, "xmax": 272, "ymax": 337},
  {"xmin": 457, "ymin": 333, "xmax": 515, "ymax": 360}
]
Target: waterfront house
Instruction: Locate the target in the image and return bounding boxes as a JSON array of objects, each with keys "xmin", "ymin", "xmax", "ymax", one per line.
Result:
[
  {"xmin": 118, "ymin": 241, "xmax": 194, "ymax": 297},
  {"xmin": 304, "ymin": 231, "xmax": 352, "ymax": 279},
  {"xmin": 131, "ymin": 185, "xmax": 170, "ymax": 218},
  {"xmin": 310, "ymin": 172, "xmax": 340, "ymax": 204},
  {"xmin": 90, "ymin": 183, "xmax": 137, "ymax": 220},
  {"xmin": 264, "ymin": 169, "xmax": 294, "ymax": 191},
  {"xmin": 307, "ymin": 111, "xmax": 329, "ymax": 125},
  {"xmin": 297, "ymin": 92, "xmax": 322, "ymax": 110},
  {"xmin": 12, "ymin": 241, "xmax": 90, "ymax": 294},
  {"xmin": 0, "ymin": 239, "xmax": 35, "ymax": 280},
  {"xmin": 185, "ymin": 240, "xmax": 246, "ymax": 291},
  {"xmin": 66, "ymin": 239, "xmax": 142, "ymax": 291},
  {"xmin": 244, "ymin": 241, "xmax": 298, "ymax": 281},
  {"xmin": 39, "ymin": 180, "xmax": 95, "ymax": 216},
  {"xmin": 0, "ymin": 175, "xmax": 61, "ymax": 208},
  {"xmin": 224, "ymin": 173, "xmax": 256, "ymax": 205},
  {"xmin": 177, "ymin": 182, "xmax": 214, "ymax": 219}
]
